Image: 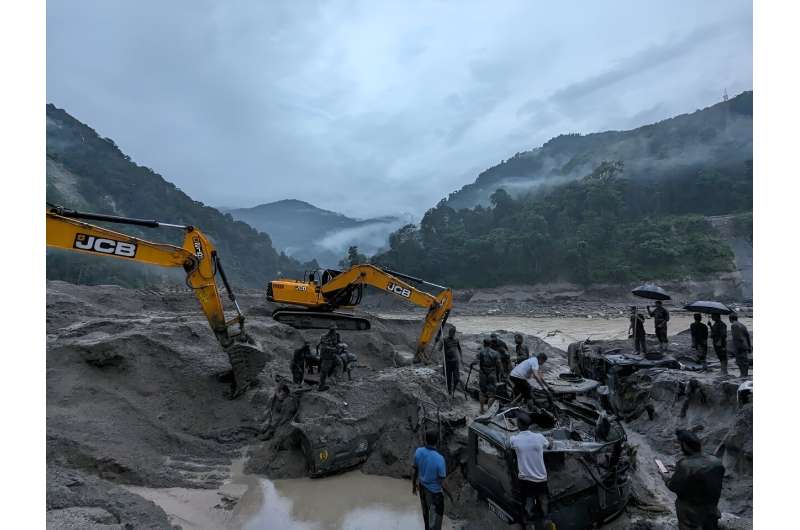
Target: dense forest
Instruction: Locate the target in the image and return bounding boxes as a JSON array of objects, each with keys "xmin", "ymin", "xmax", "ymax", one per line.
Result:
[
  {"xmin": 372, "ymin": 160, "xmax": 751, "ymax": 287},
  {"xmin": 46, "ymin": 105, "xmax": 309, "ymax": 288}
]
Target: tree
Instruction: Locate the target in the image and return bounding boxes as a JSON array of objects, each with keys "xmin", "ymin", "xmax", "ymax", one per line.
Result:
[{"xmin": 338, "ymin": 246, "xmax": 368, "ymax": 269}]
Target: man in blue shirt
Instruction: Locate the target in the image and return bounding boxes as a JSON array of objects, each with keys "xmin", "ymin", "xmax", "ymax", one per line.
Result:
[{"xmin": 412, "ymin": 430, "xmax": 447, "ymax": 530}]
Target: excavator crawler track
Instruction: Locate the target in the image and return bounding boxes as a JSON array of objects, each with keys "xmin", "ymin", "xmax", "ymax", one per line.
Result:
[{"xmin": 272, "ymin": 309, "xmax": 371, "ymax": 331}]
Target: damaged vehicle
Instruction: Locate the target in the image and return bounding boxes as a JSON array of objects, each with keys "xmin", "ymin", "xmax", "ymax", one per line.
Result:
[
  {"xmin": 567, "ymin": 340, "xmax": 681, "ymax": 419},
  {"xmin": 464, "ymin": 397, "xmax": 632, "ymax": 529}
]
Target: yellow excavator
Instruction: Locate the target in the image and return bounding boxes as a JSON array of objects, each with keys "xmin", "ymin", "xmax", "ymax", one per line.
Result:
[
  {"xmin": 267, "ymin": 264, "xmax": 453, "ymax": 360},
  {"xmin": 46, "ymin": 205, "xmax": 266, "ymax": 396}
]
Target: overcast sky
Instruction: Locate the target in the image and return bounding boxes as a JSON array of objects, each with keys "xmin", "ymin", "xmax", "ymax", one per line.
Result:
[{"xmin": 47, "ymin": 0, "xmax": 752, "ymax": 219}]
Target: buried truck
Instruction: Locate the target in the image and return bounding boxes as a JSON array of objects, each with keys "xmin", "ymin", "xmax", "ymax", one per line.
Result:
[{"xmin": 464, "ymin": 397, "xmax": 633, "ymax": 529}]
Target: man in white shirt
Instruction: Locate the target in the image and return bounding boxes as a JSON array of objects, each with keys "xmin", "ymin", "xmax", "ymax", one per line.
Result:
[
  {"xmin": 509, "ymin": 353, "xmax": 547, "ymax": 402},
  {"xmin": 510, "ymin": 412, "xmax": 551, "ymax": 528}
]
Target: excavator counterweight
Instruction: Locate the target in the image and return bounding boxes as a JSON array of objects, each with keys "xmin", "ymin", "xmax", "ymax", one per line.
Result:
[{"xmin": 46, "ymin": 205, "xmax": 266, "ymax": 396}]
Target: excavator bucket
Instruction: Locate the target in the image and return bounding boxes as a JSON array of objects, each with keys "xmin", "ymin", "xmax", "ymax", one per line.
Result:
[{"xmin": 225, "ymin": 340, "xmax": 267, "ymax": 398}]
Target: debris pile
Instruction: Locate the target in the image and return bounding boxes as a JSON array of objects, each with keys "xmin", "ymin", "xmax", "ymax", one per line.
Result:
[{"xmin": 46, "ymin": 281, "xmax": 752, "ymax": 529}]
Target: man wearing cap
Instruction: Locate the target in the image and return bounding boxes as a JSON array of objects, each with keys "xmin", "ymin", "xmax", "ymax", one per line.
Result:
[
  {"xmin": 317, "ymin": 324, "xmax": 341, "ymax": 390},
  {"xmin": 662, "ymin": 429, "xmax": 725, "ymax": 529}
]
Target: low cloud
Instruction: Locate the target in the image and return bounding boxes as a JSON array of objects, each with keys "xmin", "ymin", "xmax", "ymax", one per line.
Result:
[{"xmin": 47, "ymin": 0, "xmax": 752, "ymax": 218}]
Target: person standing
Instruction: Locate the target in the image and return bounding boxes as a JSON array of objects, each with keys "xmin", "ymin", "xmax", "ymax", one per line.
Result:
[
  {"xmin": 439, "ymin": 326, "xmax": 463, "ymax": 397},
  {"xmin": 510, "ymin": 412, "xmax": 552, "ymax": 529},
  {"xmin": 489, "ymin": 333, "xmax": 511, "ymax": 380},
  {"xmin": 412, "ymin": 430, "xmax": 448, "ymax": 530},
  {"xmin": 728, "ymin": 314, "xmax": 752, "ymax": 378},
  {"xmin": 690, "ymin": 314, "xmax": 709, "ymax": 369},
  {"xmin": 317, "ymin": 324, "xmax": 340, "ymax": 390},
  {"xmin": 661, "ymin": 429, "xmax": 725, "ymax": 530},
  {"xmin": 709, "ymin": 314, "xmax": 728, "ymax": 377},
  {"xmin": 629, "ymin": 307, "xmax": 647, "ymax": 355},
  {"xmin": 290, "ymin": 341, "xmax": 311, "ymax": 384},
  {"xmin": 471, "ymin": 339, "xmax": 501, "ymax": 414},
  {"xmin": 514, "ymin": 334, "xmax": 530, "ymax": 365},
  {"xmin": 647, "ymin": 301, "xmax": 670, "ymax": 352}
]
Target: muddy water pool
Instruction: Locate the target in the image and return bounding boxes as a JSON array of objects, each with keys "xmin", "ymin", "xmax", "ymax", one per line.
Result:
[{"xmin": 130, "ymin": 463, "xmax": 453, "ymax": 530}]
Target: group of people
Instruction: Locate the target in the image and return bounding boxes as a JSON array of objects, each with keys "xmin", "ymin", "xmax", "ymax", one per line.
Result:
[
  {"xmin": 629, "ymin": 300, "xmax": 671, "ymax": 354},
  {"xmin": 412, "ymin": 415, "xmax": 552, "ymax": 530},
  {"xmin": 412, "ymin": 413, "xmax": 726, "ymax": 530},
  {"xmin": 630, "ymin": 301, "xmax": 752, "ymax": 378},
  {"xmin": 690, "ymin": 312, "xmax": 752, "ymax": 377},
  {"xmin": 412, "ymin": 408, "xmax": 553, "ymax": 530},
  {"xmin": 439, "ymin": 326, "xmax": 548, "ymax": 414},
  {"xmin": 289, "ymin": 324, "xmax": 357, "ymax": 391}
]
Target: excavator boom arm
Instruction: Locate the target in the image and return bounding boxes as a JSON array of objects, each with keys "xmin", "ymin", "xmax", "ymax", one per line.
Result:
[
  {"xmin": 46, "ymin": 209, "xmax": 236, "ymax": 342},
  {"xmin": 319, "ymin": 264, "xmax": 453, "ymax": 355},
  {"xmin": 320, "ymin": 264, "xmax": 439, "ymax": 310}
]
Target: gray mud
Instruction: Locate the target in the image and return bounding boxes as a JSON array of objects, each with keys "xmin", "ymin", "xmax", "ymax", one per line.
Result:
[{"xmin": 46, "ymin": 281, "xmax": 752, "ymax": 529}]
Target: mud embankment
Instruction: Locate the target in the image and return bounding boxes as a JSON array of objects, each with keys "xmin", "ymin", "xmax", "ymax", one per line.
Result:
[{"xmin": 46, "ymin": 281, "xmax": 752, "ymax": 529}]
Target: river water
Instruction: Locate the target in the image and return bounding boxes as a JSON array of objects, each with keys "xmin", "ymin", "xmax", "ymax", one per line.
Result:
[
  {"xmin": 420, "ymin": 313, "xmax": 754, "ymax": 349},
  {"xmin": 129, "ymin": 314, "xmax": 753, "ymax": 529}
]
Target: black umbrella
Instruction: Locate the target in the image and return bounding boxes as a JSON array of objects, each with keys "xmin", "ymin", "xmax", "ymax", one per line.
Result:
[
  {"xmin": 632, "ymin": 283, "xmax": 671, "ymax": 301},
  {"xmin": 683, "ymin": 301, "xmax": 733, "ymax": 315}
]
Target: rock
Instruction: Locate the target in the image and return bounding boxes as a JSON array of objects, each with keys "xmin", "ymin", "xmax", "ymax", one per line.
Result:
[
  {"xmin": 719, "ymin": 512, "xmax": 753, "ymax": 529},
  {"xmin": 46, "ymin": 506, "xmax": 123, "ymax": 529}
]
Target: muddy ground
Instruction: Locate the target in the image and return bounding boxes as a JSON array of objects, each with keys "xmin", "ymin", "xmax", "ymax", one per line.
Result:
[{"xmin": 46, "ymin": 281, "xmax": 753, "ymax": 529}]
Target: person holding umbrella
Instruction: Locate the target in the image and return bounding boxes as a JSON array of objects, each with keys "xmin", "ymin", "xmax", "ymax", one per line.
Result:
[
  {"xmin": 647, "ymin": 300, "xmax": 670, "ymax": 353},
  {"xmin": 631, "ymin": 284, "xmax": 670, "ymax": 355}
]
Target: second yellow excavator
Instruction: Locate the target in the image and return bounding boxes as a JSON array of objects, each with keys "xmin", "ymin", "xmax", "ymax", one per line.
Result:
[
  {"xmin": 267, "ymin": 264, "xmax": 453, "ymax": 360},
  {"xmin": 46, "ymin": 205, "xmax": 266, "ymax": 396}
]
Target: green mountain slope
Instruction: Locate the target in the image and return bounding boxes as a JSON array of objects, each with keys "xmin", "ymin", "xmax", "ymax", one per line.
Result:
[
  {"xmin": 46, "ymin": 104, "xmax": 306, "ymax": 288},
  {"xmin": 446, "ymin": 91, "xmax": 752, "ymax": 209},
  {"xmin": 373, "ymin": 92, "xmax": 753, "ymax": 288}
]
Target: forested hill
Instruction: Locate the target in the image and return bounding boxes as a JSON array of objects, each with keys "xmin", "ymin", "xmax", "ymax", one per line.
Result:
[
  {"xmin": 373, "ymin": 158, "xmax": 751, "ymax": 288},
  {"xmin": 46, "ymin": 104, "xmax": 307, "ymax": 288},
  {"xmin": 446, "ymin": 91, "xmax": 752, "ymax": 209},
  {"xmin": 224, "ymin": 199, "xmax": 404, "ymax": 267}
]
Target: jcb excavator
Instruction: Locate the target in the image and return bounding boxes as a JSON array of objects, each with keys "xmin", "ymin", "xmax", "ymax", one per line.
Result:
[
  {"xmin": 46, "ymin": 205, "xmax": 266, "ymax": 396},
  {"xmin": 267, "ymin": 264, "xmax": 452, "ymax": 360}
]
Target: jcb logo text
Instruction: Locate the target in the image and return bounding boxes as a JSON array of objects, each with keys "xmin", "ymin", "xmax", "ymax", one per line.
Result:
[
  {"xmin": 387, "ymin": 282, "xmax": 411, "ymax": 298},
  {"xmin": 73, "ymin": 233, "xmax": 137, "ymax": 258}
]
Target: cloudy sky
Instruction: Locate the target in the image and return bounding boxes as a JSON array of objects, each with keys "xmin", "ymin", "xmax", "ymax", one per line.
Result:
[{"xmin": 47, "ymin": 0, "xmax": 752, "ymax": 218}]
